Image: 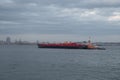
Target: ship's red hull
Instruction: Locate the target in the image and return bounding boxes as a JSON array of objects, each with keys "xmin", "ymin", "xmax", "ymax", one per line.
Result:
[
  {"xmin": 37, "ymin": 42, "xmax": 105, "ymax": 50},
  {"xmin": 38, "ymin": 42, "xmax": 87, "ymax": 49}
]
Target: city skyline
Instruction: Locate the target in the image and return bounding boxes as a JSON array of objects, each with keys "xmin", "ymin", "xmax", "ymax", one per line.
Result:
[{"xmin": 0, "ymin": 0, "xmax": 120, "ymax": 42}]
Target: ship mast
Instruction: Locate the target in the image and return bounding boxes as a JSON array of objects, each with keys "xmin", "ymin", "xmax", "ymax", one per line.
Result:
[{"xmin": 88, "ymin": 36, "xmax": 91, "ymax": 43}]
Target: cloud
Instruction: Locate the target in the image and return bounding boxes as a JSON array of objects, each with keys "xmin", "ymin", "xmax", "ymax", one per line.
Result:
[
  {"xmin": 0, "ymin": 21, "xmax": 20, "ymax": 24},
  {"xmin": 21, "ymin": 12, "xmax": 39, "ymax": 17},
  {"xmin": 0, "ymin": 0, "xmax": 120, "ymax": 42},
  {"xmin": 108, "ymin": 15, "xmax": 120, "ymax": 21},
  {"xmin": 71, "ymin": 0, "xmax": 120, "ymax": 8},
  {"xmin": 27, "ymin": 3, "xmax": 38, "ymax": 7},
  {"xmin": 0, "ymin": 0, "xmax": 15, "ymax": 8},
  {"xmin": 0, "ymin": 0, "xmax": 14, "ymax": 5},
  {"xmin": 108, "ymin": 12, "xmax": 120, "ymax": 21},
  {"xmin": 45, "ymin": 5, "xmax": 108, "ymax": 22},
  {"xmin": 45, "ymin": 0, "xmax": 120, "ymax": 8}
]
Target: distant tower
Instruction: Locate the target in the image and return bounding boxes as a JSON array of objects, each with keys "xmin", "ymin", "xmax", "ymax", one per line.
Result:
[
  {"xmin": 18, "ymin": 39, "xmax": 22, "ymax": 44},
  {"xmin": 6, "ymin": 37, "xmax": 11, "ymax": 44}
]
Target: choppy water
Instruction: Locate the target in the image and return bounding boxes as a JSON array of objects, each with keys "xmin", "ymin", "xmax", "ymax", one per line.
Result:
[{"xmin": 0, "ymin": 45, "xmax": 120, "ymax": 80}]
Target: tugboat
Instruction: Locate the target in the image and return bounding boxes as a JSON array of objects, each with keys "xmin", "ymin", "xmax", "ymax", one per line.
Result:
[{"xmin": 37, "ymin": 39, "xmax": 105, "ymax": 50}]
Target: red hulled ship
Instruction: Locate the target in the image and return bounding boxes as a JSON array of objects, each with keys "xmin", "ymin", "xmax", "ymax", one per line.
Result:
[{"xmin": 37, "ymin": 40, "xmax": 105, "ymax": 50}]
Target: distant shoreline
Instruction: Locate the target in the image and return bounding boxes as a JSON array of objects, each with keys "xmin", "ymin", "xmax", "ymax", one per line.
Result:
[{"xmin": 0, "ymin": 42, "xmax": 120, "ymax": 46}]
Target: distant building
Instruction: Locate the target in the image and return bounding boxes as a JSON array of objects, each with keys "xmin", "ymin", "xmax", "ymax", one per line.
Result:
[
  {"xmin": 6, "ymin": 37, "xmax": 11, "ymax": 44},
  {"xmin": 0, "ymin": 40, "xmax": 5, "ymax": 44}
]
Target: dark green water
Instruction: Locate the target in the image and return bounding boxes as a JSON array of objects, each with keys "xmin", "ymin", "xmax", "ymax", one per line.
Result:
[{"xmin": 0, "ymin": 45, "xmax": 120, "ymax": 80}]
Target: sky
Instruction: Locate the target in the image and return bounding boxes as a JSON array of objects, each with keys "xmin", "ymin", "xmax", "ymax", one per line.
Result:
[{"xmin": 0, "ymin": 0, "xmax": 120, "ymax": 42}]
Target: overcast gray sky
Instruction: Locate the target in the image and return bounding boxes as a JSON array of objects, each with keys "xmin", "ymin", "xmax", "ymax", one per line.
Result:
[{"xmin": 0, "ymin": 0, "xmax": 120, "ymax": 42}]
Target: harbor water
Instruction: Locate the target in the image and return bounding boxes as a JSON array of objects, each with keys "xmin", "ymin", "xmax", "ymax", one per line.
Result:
[{"xmin": 0, "ymin": 45, "xmax": 120, "ymax": 80}]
